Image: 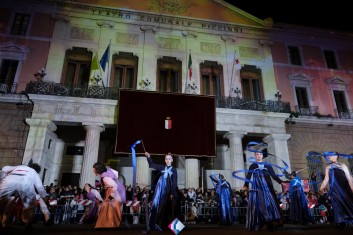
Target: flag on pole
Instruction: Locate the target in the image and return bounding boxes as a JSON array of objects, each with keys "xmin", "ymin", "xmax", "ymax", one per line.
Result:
[
  {"xmin": 234, "ymin": 50, "xmax": 241, "ymax": 70},
  {"xmin": 188, "ymin": 52, "xmax": 192, "ymax": 80},
  {"xmin": 100, "ymin": 43, "xmax": 110, "ymax": 72},
  {"xmin": 89, "ymin": 53, "xmax": 102, "ymax": 85}
]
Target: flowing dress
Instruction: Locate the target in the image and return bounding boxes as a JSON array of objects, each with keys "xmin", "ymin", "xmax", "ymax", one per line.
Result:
[
  {"xmin": 147, "ymin": 157, "xmax": 180, "ymax": 231},
  {"xmin": 289, "ymin": 175, "xmax": 313, "ymax": 224},
  {"xmin": 95, "ymin": 169, "xmax": 123, "ymax": 229},
  {"xmin": 244, "ymin": 163, "xmax": 283, "ymax": 231},
  {"xmin": 209, "ymin": 175, "xmax": 234, "ymax": 225},
  {"xmin": 325, "ymin": 163, "xmax": 353, "ymax": 225},
  {"xmin": 80, "ymin": 188, "xmax": 103, "ymax": 224}
]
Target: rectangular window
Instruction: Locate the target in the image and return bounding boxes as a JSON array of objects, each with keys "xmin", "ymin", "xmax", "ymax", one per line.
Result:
[
  {"xmin": 111, "ymin": 52, "xmax": 138, "ymax": 89},
  {"xmin": 201, "ymin": 74, "xmax": 220, "ymax": 96},
  {"xmin": 295, "ymin": 87, "xmax": 309, "ymax": 108},
  {"xmin": 334, "ymin": 90, "xmax": 347, "ymax": 112},
  {"xmin": 240, "ymin": 65, "xmax": 263, "ymax": 100},
  {"xmin": 157, "ymin": 57, "xmax": 181, "ymax": 93},
  {"xmin": 200, "ymin": 61, "xmax": 223, "ymax": 96},
  {"xmin": 158, "ymin": 69, "xmax": 179, "ymax": 92},
  {"xmin": 11, "ymin": 13, "xmax": 30, "ymax": 36},
  {"xmin": 62, "ymin": 47, "xmax": 92, "ymax": 87},
  {"xmin": 288, "ymin": 46, "xmax": 302, "ymax": 65},
  {"xmin": 112, "ymin": 65, "xmax": 135, "ymax": 89},
  {"xmin": 0, "ymin": 59, "xmax": 19, "ymax": 90},
  {"xmin": 324, "ymin": 50, "xmax": 338, "ymax": 69}
]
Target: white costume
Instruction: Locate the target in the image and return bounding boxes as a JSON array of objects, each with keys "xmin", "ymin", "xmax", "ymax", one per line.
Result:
[{"xmin": 0, "ymin": 165, "xmax": 47, "ymax": 208}]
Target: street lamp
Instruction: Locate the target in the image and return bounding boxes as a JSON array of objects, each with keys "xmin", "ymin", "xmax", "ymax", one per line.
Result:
[
  {"xmin": 233, "ymin": 87, "xmax": 241, "ymax": 97},
  {"xmin": 34, "ymin": 68, "xmax": 46, "ymax": 82},
  {"xmin": 275, "ymin": 90, "xmax": 282, "ymax": 101}
]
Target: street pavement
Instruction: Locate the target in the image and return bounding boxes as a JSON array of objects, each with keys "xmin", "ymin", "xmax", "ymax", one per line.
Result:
[{"xmin": 1, "ymin": 222, "xmax": 353, "ymax": 235}]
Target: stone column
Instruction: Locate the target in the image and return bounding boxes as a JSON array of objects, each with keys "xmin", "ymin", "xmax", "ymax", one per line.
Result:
[
  {"xmin": 224, "ymin": 131, "xmax": 247, "ymax": 190},
  {"xmin": 263, "ymin": 133, "xmax": 291, "ymax": 192},
  {"xmin": 23, "ymin": 118, "xmax": 57, "ymax": 166},
  {"xmin": 47, "ymin": 139, "xmax": 65, "ymax": 185},
  {"xmin": 185, "ymin": 158, "xmax": 199, "ymax": 189},
  {"xmin": 137, "ymin": 156, "xmax": 150, "ymax": 188},
  {"xmin": 79, "ymin": 123, "xmax": 104, "ymax": 188},
  {"xmin": 216, "ymin": 144, "xmax": 230, "ymax": 170}
]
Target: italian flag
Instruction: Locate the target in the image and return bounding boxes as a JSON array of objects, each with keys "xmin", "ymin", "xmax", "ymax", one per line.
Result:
[{"xmin": 188, "ymin": 53, "xmax": 192, "ymax": 80}]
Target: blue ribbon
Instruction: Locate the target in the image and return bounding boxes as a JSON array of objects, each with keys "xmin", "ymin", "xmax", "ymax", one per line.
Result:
[
  {"xmin": 162, "ymin": 166, "xmax": 173, "ymax": 178},
  {"xmin": 246, "ymin": 142, "xmax": 290, "ymax": 177},
  {"xmin": 307, "ymin": 151, "xmax": 353, "ymax": 163},
  {"xmin": 131, "ymin": 139, "xmax": 142, "ymax": 193},
  {"xmin": 232, "ymin": 141, "xmax": 290, "ymax": 184}
]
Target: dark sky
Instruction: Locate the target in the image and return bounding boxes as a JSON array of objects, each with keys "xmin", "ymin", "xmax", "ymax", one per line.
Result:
[{"xmin": 224, "ymin": 1, "xmax": 352, "ymax": 32}]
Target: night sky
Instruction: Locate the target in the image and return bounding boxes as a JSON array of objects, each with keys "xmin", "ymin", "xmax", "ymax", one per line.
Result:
[{"xmin": 224, "ymin": 1, "xmax": 352, "ymax": 32}]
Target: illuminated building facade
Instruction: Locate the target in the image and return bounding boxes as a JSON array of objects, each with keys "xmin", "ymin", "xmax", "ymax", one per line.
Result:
[{"xmin": 1, "ymin": 0, "xmax": 352, "ymax": 191}]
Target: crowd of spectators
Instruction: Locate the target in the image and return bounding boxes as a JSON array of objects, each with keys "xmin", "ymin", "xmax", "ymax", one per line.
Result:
[{"xmin": 11, "ymin": 182, "xmax": 332, "ymax": 226}]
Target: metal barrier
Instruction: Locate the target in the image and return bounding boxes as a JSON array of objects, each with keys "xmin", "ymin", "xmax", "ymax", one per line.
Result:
[{"xmin": 33, "ymin": 201, "xmax": 332, "ymax": 225}]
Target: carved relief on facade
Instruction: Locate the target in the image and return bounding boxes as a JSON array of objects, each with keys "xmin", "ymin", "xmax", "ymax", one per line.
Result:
[
  {"xmin": 239, "ymin": 46, "xmax": 259, "ymax": 58},
  {"xmin": 200, "ymin": 42, "xmax": 221, "ymax": 54},
  {"xmin": 156, "ymin": 37, "xmax": 181, "ymax": 50},
  {"xmin": 70, "ymin": 27, "xmax": 94, "ymax": 41},
  {"xmin": 116, "ymin": 32, "xmax": 139, "ymax": 45},
  {"xmin": 149, "ymin": 0, "xmax": 194, "ymax": 15}
]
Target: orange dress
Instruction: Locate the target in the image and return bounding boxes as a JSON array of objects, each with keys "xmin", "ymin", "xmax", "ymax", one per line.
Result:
[{"xmin": 95, "ymin": 186, "xmax": 122, "ymax": 228}]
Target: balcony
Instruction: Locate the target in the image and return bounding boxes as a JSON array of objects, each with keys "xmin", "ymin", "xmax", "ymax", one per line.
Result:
[
  {"xmin": 335, "ymin": 109, "xmax": 353, "ymax": 119},
  {"xmin": 0, "ymin": 83, "xmax": 18, "ymax": 94},
  {"xmin": 24, "ymin": 81, "xmax": 291, "ymax": 113},
  {"xmin": 25, "ymin": 81, "xmax": 119, "ymax": 99},
  {"xmin": 294, "ymin": 105, "xmax": 318, "ymax": 116}
]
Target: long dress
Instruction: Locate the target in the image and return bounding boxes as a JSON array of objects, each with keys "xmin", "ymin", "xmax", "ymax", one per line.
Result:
[
  {"xmin": 209, "ymin": 175, "xmax": 234, "ymax": 225},
  {"xmin": 95, "ymin": 176, "xmax": 122, "ymax": 228},
  {"xmin": 80, "ymin": 188, "xmax": 103, "ymax": 224},
  {"xmin": 325, "ymin": 163, "xmax": 353, "ymax": 226},
  {"xmin": 244, "ymin": 163, "xmax": 283, "ymax": 231},
  {"xmin": 147, "ymin": 157, "xmax": 181, "ymax": 231},
  {"xmin": 289, "ymin": 175, "xmax": 314, "ymax": 224}
]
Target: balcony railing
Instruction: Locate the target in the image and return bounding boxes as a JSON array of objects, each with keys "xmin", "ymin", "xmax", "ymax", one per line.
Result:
[
  {"xmin": 335, "ymin": 109, "xmax": 353, "ymax": 119},
  {"xmin": 0, "ymin": 83, "xmax": 18, "ymax": 94},
  {"xmin": 25, "ymin": 81, "xmax": 119, "ymax": 99},
  {"xmin": 216, "ymin": 96, "xmax": 291, "ymax": 113},
  {"xmin": 294, "ymin": 105, "xmax": 318, "ymax": 116},
  {"xmin": 24, "ymin": 82, "xmax": 291, "ymax": 113}
]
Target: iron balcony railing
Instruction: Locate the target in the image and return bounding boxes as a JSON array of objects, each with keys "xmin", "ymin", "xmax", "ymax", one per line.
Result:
[
  {"xmin": 335, "ymin": 109, "xmax": 353, "ymax": 119},
  {"xmin": 216, "ymin": 96, "xmax": 291, "ymax": 113},
  {"xmin": 0, "ymin": 82, "xmax": 18, "ymax": 94},
  {"xmin": 24, "ymin": 81, "xmax": 291, "ymax": 113},
  {"xmin": 25, "ymin": 81, "xmax": 119, "ymax": 99},
  {"xmin": 294, "ymin": 105, "xmax": 319, "ymax": 116}
]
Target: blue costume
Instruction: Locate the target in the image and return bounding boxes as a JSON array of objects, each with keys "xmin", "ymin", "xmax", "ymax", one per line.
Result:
[
  {"xmin": 244, "ymin": 162, "xmax": 284, "ymax": 231},
  {"xmin": 323, "ymin": 162, "xmax": 353, "ymax": 228},
  {"xmin": 209, "ymin": 174, "xmax": 235, "ymax": 225},
  {"xmin": 289, "ymin": 173, "xmax": 314, "ymax": 225},
  {"xmin": 147, "ymin": 157, "xmax": 180, "ymax": 231}
]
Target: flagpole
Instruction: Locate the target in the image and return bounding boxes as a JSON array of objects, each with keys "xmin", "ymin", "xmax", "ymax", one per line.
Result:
[
  {"xmin": 105, "ymin": 39, "xmax": 111, "ymax": 88},
  {"xmin": 229, "ymin": 50, "xmax": 236, "ymax": 95},
  {"xmin": 184, "ymin": 39, "xmax": 188, "ymax": 92},
  {"xmin": 97, "ymin": 26, "xmax": 103, "ymax": 87}
]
